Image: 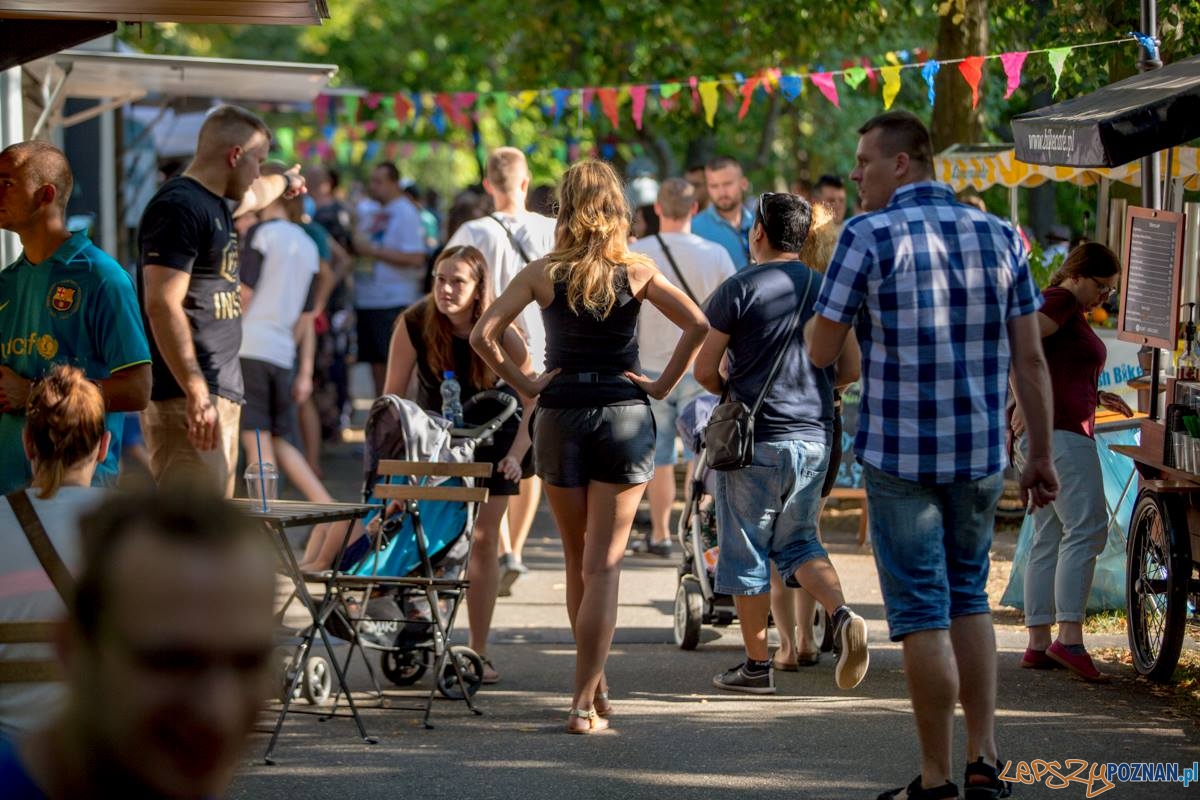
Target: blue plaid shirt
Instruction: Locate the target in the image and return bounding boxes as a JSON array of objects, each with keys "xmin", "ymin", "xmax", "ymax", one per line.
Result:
[{"xmin": 814, "ymin": 181, "xmax": 1041, "ymax": 483}]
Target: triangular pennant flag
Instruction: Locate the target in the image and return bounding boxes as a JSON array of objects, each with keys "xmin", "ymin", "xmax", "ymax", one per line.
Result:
[
  {"xmin": 921, "ymin": 60, "xmax": 941, "ymax": 106},
  {"xmin": 274, "ymin": 127, "xmax": 294, "ymax": 158},
  {"xmin": 551, "ymin": 88, "xmax": 572, "ymax": 123},
  {"xmin": 1000, "ymin": 51, "xmax": 1028, "ymax": 99},
  {"xmin": 351, "ymin": 141, "xmax": 366, "ymax": 164},
  {"xmin": 361, "ymin": 121, "xmax": 378, "ymax": 135},
  {"xmin": 958, "ymin": 55, "xmax": 985, "ymax": 108},
  {"xmin": 597, "ymin": 87, "xmax": 620, "ymax": 129},
  {"xmin": 515, "ymin": 90, "xmax": 540, "ymax": 111},
  {"xmin": 580, "ymin": 88, "xmax": 596, "ymax": 117},
  {"xmin": 659, "ymin": 82, "xmax": 682, "ymax": 98},
  {"xmin": 881, "ymin": 65, "xmax": 902, "ymax": 110},
  {"xmin": 630, "ymin": 85, "xmax": 648, "ymax": 129},
  {"xmin": 778, "ymin": 74, "xmax": 803, "ymax": 101},
  {"xmin": 341, "ymin": 96, "xmax": 360, "ymax": 124},
  {"xmin": 380, "ymin": 95, "xmax": 397, "ymax": 129},
  {"xmin": 364, "ymin": 141, "xmax": 380, "ymax": 162},
  {"xmin": 1129, "ymin": 31, "xmax": 1158, "ymax": 62},
  {"xmin": 364, "ymin": 92, "xmax": 383, "ymax": 110},
  {"xmin": 737, "ymin": 75, "xmax": 761, "ymax": 120},
  {"xmin": 314, "ymin": 94, "xmax": 331, "ymax": 125},
  {"xmin": 1047, "ymin": 47, "xmax": 1071, "ymax": 96},
  {"xmin": 410, "ymin": 92, "xmax": 423, "ymax": 123},
  {"xmin": 843, "ymin": 66, "xmax": 868, "ymax": 90},
  {"xmin": 862, "ymin": 59, "xmax": 878, "ymax": 91},
  {"xmin": 698, "ymin": 80, "xmax": 719, "ymax": 126},
  {"xmin": 762, "ymin": 68, "xmax": 780, "ymax": 93},
  {"xmin": 885, "ymin": 51, "xmax": 902, "ymax": 67},
  {"xmin": 689, "ymin": 76, "xmax": 701, "ymax": 113},
  {"xmin": 453, "ymin": 92, "xmax": 478, "ymax": 125},
  {"xmin": 430, "ymin": 105, "xmax": 447, "ymax": 135},
  {"xmin": 810, "ymin": 72, "xmax": 840, "ymax": 108}
]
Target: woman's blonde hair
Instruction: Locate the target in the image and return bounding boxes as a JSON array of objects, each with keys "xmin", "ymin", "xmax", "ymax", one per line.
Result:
[
  {"xmin": 798, "ymin": 201, "xmax": 839, "ymax": 273},
  {"xmin": 23, "ymin": 364, "xmax": 106, "ymax": 499},
  {"xmin": 404, "ymin": 245, "xmax": 497, "ymax": 391},
  {"xmin": 547, "ymin": 160, "xmax": 654, "ymax": 318}
]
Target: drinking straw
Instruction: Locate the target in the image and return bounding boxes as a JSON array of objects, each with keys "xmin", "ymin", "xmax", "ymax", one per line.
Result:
[{"xmin": 255, "ymin": 428, "xmax": 267, "ymax": 512}]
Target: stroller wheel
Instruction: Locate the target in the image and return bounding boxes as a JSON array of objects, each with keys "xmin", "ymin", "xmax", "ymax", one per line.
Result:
[
  {"xmin": 436, "ymin": 645, "xmax": 484, "ymax": 700},
  {"xmin": 280, "ymin": 656, "xmax": 303, "ymax": 704},
  {"xmin": 381, "ymin": 648, "xmax": 428, "ymax": 686},
  {"xmin": 674, "ymin": 577, "xmax": 703, "ymax": 650},
  {"xmin": 302, "ymin": 656, "xmax": 333, "ymax": 705},
  {"xmin": 812, "ymin": 603, "xmax": 835, "ymax": 653}
]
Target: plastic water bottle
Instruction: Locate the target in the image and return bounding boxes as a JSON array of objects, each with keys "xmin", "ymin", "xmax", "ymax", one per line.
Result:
[{"xmin": 440, "ymin": 370, "xmax": 464, "ymax": 427}]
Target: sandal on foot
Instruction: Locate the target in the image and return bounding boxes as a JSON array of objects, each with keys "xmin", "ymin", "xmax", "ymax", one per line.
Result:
[
  {"xmin": 480, "ymin": 657, "xmax": 500, "ymax": 685},
  {"xmin": 964, "ymin": 757, "xmax": 1012, "ymax": 799},
  {"xmin": 594, "ymin": 690, "xmax": 613, "ymax": 718},
  {"xmin": 877, "ymin": 776, "xmax": 960, "ymax": 800},
  {"xmin": 565, "ymin": 708, "xmax": 610, "ymax": 734},
  {"xmin": 796, "ymin": 650, "xmax": 821, "ymax": 667},
  {"xmin": 771, "ymin": 651, "xmax": 800, "ymax": 672}
]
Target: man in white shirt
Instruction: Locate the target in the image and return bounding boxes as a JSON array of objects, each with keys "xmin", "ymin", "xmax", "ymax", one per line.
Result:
[
  {"xmin": 446, "ymin": 147, "xmax": 556, "ymax": 594},
  {"xmin": 630, "ymin": 178, "xmax": 736, "ymax": 556},
  {"xmin": 353, "ymin": 162, "xmax": 427, "ymax": 396}
]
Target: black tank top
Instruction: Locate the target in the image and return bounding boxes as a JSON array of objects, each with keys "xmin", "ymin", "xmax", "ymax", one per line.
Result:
[{"xmin": 539, "ymin": 267, "xmax": 646, "ymax": 408}]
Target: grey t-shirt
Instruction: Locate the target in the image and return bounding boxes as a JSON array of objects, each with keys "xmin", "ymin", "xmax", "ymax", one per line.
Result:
[{"xmin": 704, "ymin": 260, "xmax": 834, "ymax": 444}]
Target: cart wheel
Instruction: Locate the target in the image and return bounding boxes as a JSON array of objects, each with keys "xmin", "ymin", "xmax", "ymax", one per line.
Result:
[
  {"xmin": 812, "ymin": 602, "xmax": 835, "ymax": 653},
  {"xmin": 302, "ymin": 656, "xmax": 332, "ymax": 705},
  {"xmin": 674, "ymin": 577, "xmax": 703, "ymax": 650},
  {"xmin": 279, "ymin": 656, "xmax": 303, "ymax": 704},
  {"xmin": 1126, "ymin": 490, "xmax": 1192, "ymax": 682},
  {"xmin": 380, "ymin": 648, "xmax": 428, "ymax": 686},
  {"xmin": 436, "ymin": 645, "xmax": 484, "ymax": 700}
]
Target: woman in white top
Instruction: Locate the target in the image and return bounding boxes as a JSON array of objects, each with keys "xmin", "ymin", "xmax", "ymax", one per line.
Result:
[{"xmin": 0, "ymin": 365, "xmax": 110, "ymax": 734}]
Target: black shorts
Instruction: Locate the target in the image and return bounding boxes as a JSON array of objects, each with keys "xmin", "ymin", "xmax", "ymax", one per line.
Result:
[
  {"xmin": 532, "ymin": 404, "xmax": 655, "ymax": 488},
  {"xmin": 356, "ymin": 306, "xmax": 405, "ymax": 365},
  {"xmin": 240, "ymin": 358, "xmax": 295, "ymax": 438}
]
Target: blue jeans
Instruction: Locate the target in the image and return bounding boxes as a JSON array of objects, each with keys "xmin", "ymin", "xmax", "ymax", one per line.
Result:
[
  {"xmin": 646, "ymin": 371, "xmax": 706, "ymax": 466},
  {"xmin": 714, "ymin": 438, "xmax": 829, "ymax": 596},
  {"xmin": 863, "ymin": 463, "xmax": 1003, "ymax": 641}
]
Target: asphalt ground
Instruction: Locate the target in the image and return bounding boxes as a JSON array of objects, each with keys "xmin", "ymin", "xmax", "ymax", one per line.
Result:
[{"xmin": 229, "ymin": 392, "xmax": 1198, "ymax": 800}]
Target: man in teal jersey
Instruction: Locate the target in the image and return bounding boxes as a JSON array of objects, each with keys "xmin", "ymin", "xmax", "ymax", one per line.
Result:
[{"xmin": 0, "ymin": 142, "xmax": 151, "ymax": 493}]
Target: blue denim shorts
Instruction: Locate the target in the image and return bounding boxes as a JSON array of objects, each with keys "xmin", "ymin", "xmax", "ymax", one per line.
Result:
[
  {"xmin": 714, "ymin": 438, "xmax": 830, "ymax": 596},
  {"xmin": 863, "ymin": 463, "xmax": 1004, "ymax": 641},
  {"xmin": 646, "ymin": 372, "xmax": 706, "ymax": 467}
]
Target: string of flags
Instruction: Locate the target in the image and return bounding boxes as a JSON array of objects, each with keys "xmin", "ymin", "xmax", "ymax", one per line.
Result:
[{"xmin": 281, "ymin": 35, "xmax": 1145, "ymax": 162}]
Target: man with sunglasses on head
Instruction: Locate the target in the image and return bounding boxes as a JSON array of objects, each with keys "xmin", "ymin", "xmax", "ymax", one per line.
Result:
[
  {"xmin": 806, "ymin": 110, "xmax": 1058, "ymax": 800},
  {"xmin": 694, "ymin": 191, "xmax": 869, "ymax": 696}
]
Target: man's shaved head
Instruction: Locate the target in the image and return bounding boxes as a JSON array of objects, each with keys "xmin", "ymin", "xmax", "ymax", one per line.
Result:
[
  {"xmin": 0, "ymin": 141, "xmax": 73, "ymax": 211},
  {"xmin": 194, "ymin": 105, "xmax": 271, "ymax": 161}
]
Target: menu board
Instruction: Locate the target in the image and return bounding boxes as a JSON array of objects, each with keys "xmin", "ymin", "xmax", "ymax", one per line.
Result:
[{"xmin": 1118, "ymin": 207, "xmax": 1186, "ymax": 350}]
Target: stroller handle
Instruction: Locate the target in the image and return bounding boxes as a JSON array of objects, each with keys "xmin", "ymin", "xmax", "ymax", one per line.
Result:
[{"xmin": 454, "ymin": 389, "xmax": 519, "ymax": 444}]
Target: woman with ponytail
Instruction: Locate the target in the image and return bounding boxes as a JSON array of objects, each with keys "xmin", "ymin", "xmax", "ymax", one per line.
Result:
[
  {"xmin": 472, "ymin": 160, "xmax": 708, "ymax": 733},
  {"xmin": 1010, "ymin": 242, "xmax": 1132, "ymax": 682},
  {"xmin": 1, "ymin": 364, "xmax": 110, "ymax": 733}
]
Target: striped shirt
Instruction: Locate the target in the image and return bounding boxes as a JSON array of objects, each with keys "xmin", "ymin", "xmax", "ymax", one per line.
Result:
[{"xmin": 814, "ymin": 181, "xmax": 1041, "ymax": 483}]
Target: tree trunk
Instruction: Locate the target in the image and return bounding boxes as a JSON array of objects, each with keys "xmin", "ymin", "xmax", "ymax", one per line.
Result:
[{"xmin": 930, "ymin": 0, "xmax": 988, "ymax": 152}]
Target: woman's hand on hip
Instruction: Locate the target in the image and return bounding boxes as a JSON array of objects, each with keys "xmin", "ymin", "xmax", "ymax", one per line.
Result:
[
  {"xmin": 624, "ymin": 370, "xmax": 670, "ymax": 400},
  {"xmin": 523, "ymin": 368, "xmax": 561, "ymax": 398}
]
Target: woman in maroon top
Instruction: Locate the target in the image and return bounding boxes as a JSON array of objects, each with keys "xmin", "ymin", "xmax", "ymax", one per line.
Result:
[{"xmin": 1012, "ymin": 242, "xmax": 1131, "ymax": 682}]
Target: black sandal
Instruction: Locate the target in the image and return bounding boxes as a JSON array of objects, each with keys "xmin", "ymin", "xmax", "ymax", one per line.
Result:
[
  {"xmin": 963, "ymin": 757, "xmax": 1012, "ymax": 799},
  {"xmin": 877, "ymin": 776, "xmax": 960, "ymax": 800}
]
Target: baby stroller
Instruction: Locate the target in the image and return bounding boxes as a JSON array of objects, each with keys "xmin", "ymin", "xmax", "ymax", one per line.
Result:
[
  {"xmin": 672, "ymin": 394, "xmax": 834, "ymax": 653},
  {"xmin": 319, "ymin": 389, "xmax": 516, "ymax": 726}
]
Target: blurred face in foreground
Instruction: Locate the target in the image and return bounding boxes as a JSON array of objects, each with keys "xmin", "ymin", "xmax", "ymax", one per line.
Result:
[{"xmin": 67, "ymin": 529, "xmax": 275, "ymax": 799}]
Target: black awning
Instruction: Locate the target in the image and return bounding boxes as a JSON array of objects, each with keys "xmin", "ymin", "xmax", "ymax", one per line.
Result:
[
  {"xmin": 0, "ymin": 19, "xmax": 115, "ymax": 72},
  {"xmin": 1012, "ymin": 54, "xmax": 1200, "ymax": 169}
]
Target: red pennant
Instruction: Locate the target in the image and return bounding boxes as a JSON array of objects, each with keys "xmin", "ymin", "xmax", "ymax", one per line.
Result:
[
  {"xmin": 314, "ymin": 94, "xmax": 330, "ymax": 126},
  {"xmin": 393, "ymin": 93, "xmax": 413, "ymax": 126},
  {"xmin": 958, "ymin": 56, "xmax": 985, "ymax": 108},
  {"xmin": 580, "ymin": 88, "xmax": 596, "ymax": 117},
  {"xmin": 863, "ymin": 58, "xmax": 878, "ymax": 91},
  {"xmin": 453, "ymin": 92, "xmax": 478, "ymax": 125},
  {"xmin": 737, "ymin": 75, "xmax": 761, "ymax": 120},
  {"xmin": 364, "ymin": 92, "xmax": 382, "ymax": 110},
  {"xmin": 629, "ymin": 85, "xmax": 648, "ymax": 130},
  {"xmin": 597, "ymin": 87, "xmax": 620, "ymax": 129}
]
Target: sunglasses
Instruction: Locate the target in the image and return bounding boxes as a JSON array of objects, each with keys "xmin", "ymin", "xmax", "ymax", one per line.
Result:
[{"xmin": 756, "ymin": 191, "xmax": 775, "ymax": 228}]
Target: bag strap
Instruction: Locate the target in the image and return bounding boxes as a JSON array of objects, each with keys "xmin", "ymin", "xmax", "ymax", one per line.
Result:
[
  {"xmin": 7, "ymin": 490, "xmax": 73, "ymax": 602},
  {"xmin": 653, "ymin": 234, "xmax": 700, "ymax": 305},
  {"xmin": 749, "ymin": 268, "xmax": 815, "ymax": 418},
  {"xmin": 488, "ymin": 213, "xmax": 532, "ymax": 264}
]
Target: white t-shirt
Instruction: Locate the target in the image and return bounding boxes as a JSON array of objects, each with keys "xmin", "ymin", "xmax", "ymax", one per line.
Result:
[
  {"xmin": 238, "ymin": 219, "xmax": 319, "ymax": 369},
  {"xmin": 355, "ymin": 195, "xmax": 426, "ymax": 310},
  {"xmin": 446, "ymin": 211, "xmax": 557, "ymax": 371},
  {"xmin": 0, "ymin": 486, "xmax": 106, "ymax": 735},
  {"xmin": 631, "ymin": 231, "xmax": 736, "ymax": 373}
]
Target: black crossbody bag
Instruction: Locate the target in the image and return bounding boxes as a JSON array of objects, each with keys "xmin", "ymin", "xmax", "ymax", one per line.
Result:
[
  {"xmin": 653, "ymin": 233, "xmax": 699, "ymax": 304},
  {"xmin": 703, "ymin": 270, "xmax": 813, "ymax": 471}
]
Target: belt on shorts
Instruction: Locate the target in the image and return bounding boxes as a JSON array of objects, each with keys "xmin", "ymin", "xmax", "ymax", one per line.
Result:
[{"xmin": 552, "ymin": 372, "xmax": 633, "ymax": 384}]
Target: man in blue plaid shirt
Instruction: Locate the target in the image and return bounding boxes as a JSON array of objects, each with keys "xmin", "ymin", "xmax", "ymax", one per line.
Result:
[{"xmin": 807, "ymin": 111, "xmax": 1058, "ymax": 800}]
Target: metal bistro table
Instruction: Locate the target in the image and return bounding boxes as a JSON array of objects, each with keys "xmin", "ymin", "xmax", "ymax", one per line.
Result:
[{"xmin": 232, "ymin": 498, "xmax": 377, "ymax": 763}]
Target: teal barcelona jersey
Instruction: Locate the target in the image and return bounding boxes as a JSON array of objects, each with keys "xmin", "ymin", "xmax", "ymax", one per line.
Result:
[{"xmin": 0, "ymin": 230, "xmax": 151, "ymax": 493}]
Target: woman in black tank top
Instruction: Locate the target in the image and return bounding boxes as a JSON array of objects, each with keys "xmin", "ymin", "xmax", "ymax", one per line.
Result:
[
  {"xmin": 471, "ymin": 161, "xmax": 709, "ymax": 733},
  {"xmin": 381, "ymin": 245, "xmax": 534, "ymax": 684}
]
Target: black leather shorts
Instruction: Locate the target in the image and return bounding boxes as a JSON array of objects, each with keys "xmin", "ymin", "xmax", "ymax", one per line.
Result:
[{"xmin": 532, "ymin": 404, "xmax": 656, "ymax": 487}]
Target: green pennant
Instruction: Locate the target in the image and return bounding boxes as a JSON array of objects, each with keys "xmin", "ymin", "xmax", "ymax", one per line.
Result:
[
  {"xmin": 659, "ymin": 82, "xmax": 682, "ymax": 98},
  {"xmin": 340, "ymin": 96, "xmax": 360, "ymax": 124},
  {"xmin": 274, "ymin": 127, "xmax": 295, "ymax": 158},
  {"xmin": 1047, "ymin": 47, "xmax": 1071, "ymax": 96},
  {"xmin": 381, "ymin": 96, "xmax": 399, "ymax": 130},
  {"xmin": 843, "ymin": 66, "xmax": 868, "ymax": 90}
]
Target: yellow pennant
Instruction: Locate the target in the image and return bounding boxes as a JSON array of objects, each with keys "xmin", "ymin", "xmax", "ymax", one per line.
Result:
[
  {"xmin": 699, "ymin": 81, "xmax": 719, "ymax": 126},
  {"xmin": 882, "ymin": 65, "xmax": 902, "ymax": 109}
]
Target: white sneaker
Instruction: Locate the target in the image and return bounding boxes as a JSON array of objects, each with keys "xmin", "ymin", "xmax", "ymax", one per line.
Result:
[{"xmin": 833, "ymin": 609, "xmax": 869, "ymax": 689}]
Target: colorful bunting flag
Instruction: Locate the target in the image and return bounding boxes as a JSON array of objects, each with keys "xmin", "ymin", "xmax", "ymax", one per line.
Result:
[
  {"xmin": 958, "ymin": 55, "xmax": 984, "ymax": 108},
  {"xmin": 597, "ymin": 87, "xmax": 620, "ymax": 129},
  {"xmin": 630, "ymin": 85, "xmax": 648, "ymax": 129},
  {"xmin": 1000, "ymin": 51, "xmax": 1028, "ymax": 99},
  {"xmin": 314, "ymin": 94, "xmax": 330, "ymax": 125},
  {"xmin": 515, "ymin": 90, "xmax": 540, "ymax": 111},
  {"xmin": 881, "ymin": 65, "xmax": 902, "ymax": 109},
  {"xmin": 810, "ymin": 72, "xmax": 839, "ymax": 108},
  {"xmin": 843, "ymin": 66, "xmax": 868, "ymax": 90},
  {"xmin": 551, "ymin": 88, "xmax": 572, "ymax": 123},
  {"xmin": 1129, "ymin": 31, "xmax": 1158, "ymax": 61},
  {"xmin": 921, "ymin": 60, "xmax": 940, "ymax": 107},
  {"xmin": 1047, "ymin": 47, "xmax": 1071, "ymax": 96},
  {"xmin": 778, "ymin": 74, "xmax": 803, "ymax": 101},
  {"xmin": 737, "ymin": 75, "xmax": 760, "ymax": 120},
  {"xmin": 698, "ymin": 80, "xmax": 719, "ymax": 126}
]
